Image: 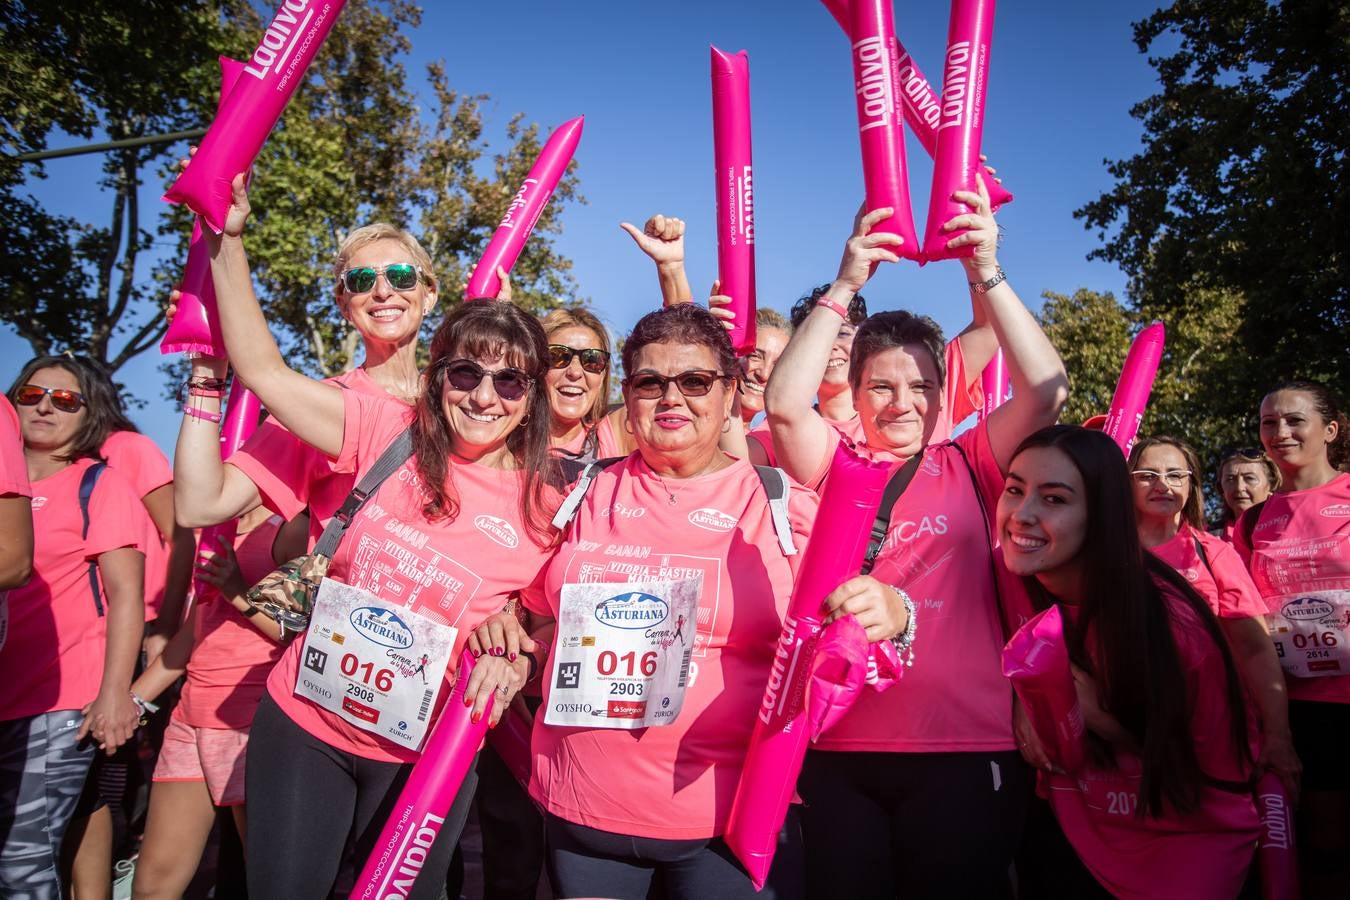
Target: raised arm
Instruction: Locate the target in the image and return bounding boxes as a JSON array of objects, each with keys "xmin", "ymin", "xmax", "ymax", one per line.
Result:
[
  {"xmin": 172, "ymin": 353, "xmax": 265, "ymax": 527},
  {"xmin": 951, "ymin": 175, "xmax": 1068, "ymax": 469},
  {"xmin": 621, "ymin": 214, "xmax": 692, "ymax": 306},
  {"xmin": 765, "ymin": 207, "xmax": 902, "ymax": 484},
  {"xmin": 203, "ymin": 175, "xmax": 345, "ymax": 458}
]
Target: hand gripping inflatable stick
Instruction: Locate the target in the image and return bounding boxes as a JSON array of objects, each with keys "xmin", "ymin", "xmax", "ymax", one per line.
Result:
[
  {"xmin": 465, "ymin": 117, "xmax": 584, "ymax": 300},
  {"xmin": 1255, "ymin": 772, "xmax": 1300, "ymax": 900},
  {"xmin": 185, "ymin": 382, "xmax": 262, "ymax": 614},
  {"xmin": 1102, "ymin": 321, "xmax": 1165, "ymax": 458},
  {"xmin": 725, "ymin": 442, "xmax": 895, "ymax": 888},
  {"xmin": 821, "ymin": 0, "xmax": 1013, "ymax": 210},
  {"xmin": 350, "ymin": 649, "xmax": 492, "ymax": 900},
  {"xmin": 164, "ymin": 0, "xmax": 348, "ymax": 233},
  {"xmin": 711, "ymin": 47, "xmax": 757, "ymax": 356},
  {"xmin": 1001, "ymin": 605, "xmax": 1086, "ymax": 773},
  {"xmin": 921, "ymin": 0, "xmax": 1000, "ymax": 261},
  {"xmin": 160, "ymin": 57, "xmax": 247, "ymax": 357},
  {"xmin": 980, "ymin": 348, "xmax": 1010, "ymax": 419},
  {"xmin": 847, "ymin": 0, "xmax": 921, "ymax": 260}
]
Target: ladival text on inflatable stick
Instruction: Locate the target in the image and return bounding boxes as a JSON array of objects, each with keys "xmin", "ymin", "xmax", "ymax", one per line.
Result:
[
  {"xmin": 847, "ymin": 0, "xmax": 920, "ymax": 260},
  {"xmin": 1102, "ymin": 321, "xmax": 1165, "ymax": 457},
  {"xmin": 725, "ymin": 442, "xmax": 895, "ymax": 888},
  {"xmin": 186, "ymin": 381, "xmax": 262, "ymax": 614},
  {"xmin": 351, "ymin": 649, "xmax": 492, "ymax": 900},
  {"xmin": 465, "ymin": 116, "xmax": 585, "ymax": 300},
  {"xmin": 820, "ymin": 0, "xmax": 1013, "ymax": 210},
  {"xmin": 164, "ymin": 1, "xmax": 347, "ymax": 233},
  {"xmin": 1255, "ymin": 772, "xmax": 1300, "ymax": 900},
  {"xmin": 921, "ymin": 0, "xmax": 999, "ymax": 261},
  {"xmin": 980, "ymin": 348, "xmax": 1010, "ymax": 418},
  {"xmin": 1001, "ymin": 605, "xmax": 1086, "ymax": 773},
  {"xmin": 161, "ymin": 57, "xmax": 248, "ymax": 357},
  {"xmin": 710, "ymin": 47, "xmax": 757, "ymax": 356}
]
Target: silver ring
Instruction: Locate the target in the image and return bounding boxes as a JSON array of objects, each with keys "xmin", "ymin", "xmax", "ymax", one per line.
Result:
[{"xmin": 496, "ymin": 685, "xmax": 509, "ymax": 696}]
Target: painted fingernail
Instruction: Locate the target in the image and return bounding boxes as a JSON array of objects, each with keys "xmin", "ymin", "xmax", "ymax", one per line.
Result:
[
  {"xmin": 471, "ymin": 649, "xmax": 481, "ymax": 657},
  {"xmin": 508, "ymin": 652, "xmax": 517, "ymax": 662},
  {"xmin": 464, "ymin": 696, "xmax": 473, "ymax": 707}
]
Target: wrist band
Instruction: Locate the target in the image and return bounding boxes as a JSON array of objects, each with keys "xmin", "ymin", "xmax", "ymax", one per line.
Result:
[
  {"xmin": 968, "ymin": 266, "xmax": 1007, "ymax": 294},
  {"xmin": 889, "ymin": 587, "xmax": 918, "ymax": 667},
  {"xmin": 187, "ymin": 386, "xmax": 225, "ymax": 399},
  {"xmin": 178, "ymin": 376, "xmax": 228, "ymax": 402},
  {"xmin": 814, "ymin": 294, "xmax": 850, "ymax": 319},
  {"xmin": 184, "ymin": 406, "xmax": 222, "ymax": 423},
  {"xmin": 526, "ymin": 640, "xmax": 551, "ymax": 684}
]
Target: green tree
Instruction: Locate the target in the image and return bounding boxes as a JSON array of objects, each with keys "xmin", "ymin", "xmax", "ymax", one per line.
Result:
[
  {"xmin": 1075, "ymin": 0, "xmax": 1349, "ymax": 402},
  {"xmin": 2, "ymin": 0, "xmax": 584, "ymax": 380}
]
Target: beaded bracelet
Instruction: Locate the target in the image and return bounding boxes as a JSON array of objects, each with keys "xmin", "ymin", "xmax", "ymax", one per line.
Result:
[
  {"xmin": 184, "ymin": 405, "xmax": 222, "ymax": 424},
  {"xmin": 889, "ymin": 586, "xmax": 918, "ymax": 667}
]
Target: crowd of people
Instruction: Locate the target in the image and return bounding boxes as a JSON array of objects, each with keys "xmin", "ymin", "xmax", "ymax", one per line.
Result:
[{"xmin": 0, "ymin": 166, "xmax": 1346, "ymax": 900}]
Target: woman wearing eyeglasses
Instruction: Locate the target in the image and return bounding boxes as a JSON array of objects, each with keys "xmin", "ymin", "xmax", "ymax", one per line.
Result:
[
  {"xmin": 469, "ymin": 303, "xmax": 817, "ymax": 898},
  {"xmin": 187, "ymin": 175, "xmax": 561, "ymax": 899},
  {"xmin": 1216, "ymin": 448, "xmax": 1280, "ymax": 542},
  {"xmin": 1127, "ymin": 435, "xmax": 1300, "ymax": 800},
  {"xmin": 1234, "ymin": 380, "xmax": 1350, "ymax": 898},
  {"xmin": 0, "ymin": 356, "xmax": 149, "ymax": 898}
]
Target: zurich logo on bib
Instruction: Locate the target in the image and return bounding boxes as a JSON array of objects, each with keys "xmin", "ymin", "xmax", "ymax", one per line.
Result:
[
  {"xmin": 350, "ymin": 606, "xmax": 416, "ymax": 649},
  {"xmin": 594, "ymin": 592, "xmax": 670, "ymax": 630}
]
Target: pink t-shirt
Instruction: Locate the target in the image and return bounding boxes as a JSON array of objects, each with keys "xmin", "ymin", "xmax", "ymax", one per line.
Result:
[
  {"xmin": 0, "ymin": 459, "xmax": 146, "ymax": 720},
  {"xmin": 0, "ymin": 396, "xmax": 29, "ymax": 498},
  {"xmin": 265, "ymin": 391, "xmax": 559, "ymax": 763},
  {"xmin": 551, "ymin": 416, "xmax": 625, "ymax": 461},
  {"xmin": 101, "ymin": 430, "xmax": 173, "ymax": 618},
  {"xmin": 230, "ymin": 367, "xmax": 407, "ymax": 548},
  {"xmin": 1045, "ymin": 580, "xmax": 1259, "ymax": 900},
  {"xmin": 178, "ymin": 515, "xmax": 286, "ymax": 729},
  {"xmin": 522, "ymin": 455, "xmax": 817, "ymax": 839},
  {"xmin": 747, "ymin": 338, "xmax": 978, "ymax": 466},
  {"xmin": 1149, "ymin": 523, "xmax": 1266, "ymax": 620},
  {"xmin": 811, "ymin": 419, "xmax": 1016, "ymax": 753},
  {"xmin": 1235, "ymin": 473, "xmax": 1350, "ymax": 704}
]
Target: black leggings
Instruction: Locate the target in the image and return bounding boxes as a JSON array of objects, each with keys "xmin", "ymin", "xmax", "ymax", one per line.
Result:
[
  {"xmin": 798, "ymin": 748, "xmax": 1032, "ymax": 900},
  {"xmin": 245, "ymin": 693, "xmax": 477, "ymax": 900}
]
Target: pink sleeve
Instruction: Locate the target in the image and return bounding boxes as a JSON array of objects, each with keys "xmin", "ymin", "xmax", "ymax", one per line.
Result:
[
  {"xmin": 229, "ymin": 418, "xmax": 327, "ymax": 520},
  {"xmin": 0, "ymin": 396, "xmax": 29, "ymax": 497},
  {"xmin": 334, "ymin": 390, "xmax": 413, "ymax": 475},
  {"xmin": 944, "ymin": 338, "xmax": 979, "ymax": 429},
  {"xmin": 1231, "ymin": 508, "xmax": 1256, "ymax": 568},
  {"xmin": 746, "ymin": 427, "xmax": 777, "ymax": 467},
  {"xmin": 1202, "ymin": 534, "xmax": 1267, "ymax": 619},
  {"xmin": 85, "ymin": 467, "xmax": 149, "ymax": 559},
  {"xmin": 953, "ymin": 419, "xmax": 1006, "ymax": 523},
  {"xmin": 802, "ymin": 425, "xmax": 845, "ymax": 493},
  {"xmin": 101, "ymin": 431, "xmax": 172, "ymax": 499}
]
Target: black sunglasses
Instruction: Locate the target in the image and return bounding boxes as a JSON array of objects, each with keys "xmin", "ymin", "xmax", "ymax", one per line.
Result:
[
  {"xmin": 1219, "ymin": 446, "xmax": 1265, "ymax": 461},
  {"xmin": 624, "ymin": 370, "xmax": 732, "ymax": 400},
  {"xmin": 548, "ymin": 345, "xmax": 610, "ymax": 374},
  {"xmin": 14, "ymin": 384, "xmax": 86, "ymax": 413},
  {"xmin": 338, "ymin": 263, "xmax": 424, "ymax": 294},
  {"xmin": 438, "ymin": 358, "xmax": 534, "ymax": 402}
]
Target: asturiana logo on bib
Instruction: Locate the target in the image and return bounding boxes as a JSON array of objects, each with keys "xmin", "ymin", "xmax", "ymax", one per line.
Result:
[
  {"xmin": 1282, "ymin": 596, "xmax": 1335, "ymax": 622},
  {"xmin": 1320, "ymin": 504, "xmax": 1350, "ymax": 519},
  {"xmin": 349, "ymin": 606, "xmax": 415, "ymax": 649},
  {"xmin": 687, "ymin": 508, "xmax": 737, "ymax": 532},
  {"xmin": 474, "ymin": 514, "xmax": 519, "ymax": 548},
  {"xmin": 594, "ymin": 592, "xmax": 669, "ymax": 630}
]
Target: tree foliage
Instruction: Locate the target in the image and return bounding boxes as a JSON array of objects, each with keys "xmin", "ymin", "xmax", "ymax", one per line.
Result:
[
  {"xmin": 1076, "ymin": 0, "xmax": 1349, "ymax": 402},
  {"xmin": 1, "ymin": 0, "xmax": 585, "ymax": 381}
]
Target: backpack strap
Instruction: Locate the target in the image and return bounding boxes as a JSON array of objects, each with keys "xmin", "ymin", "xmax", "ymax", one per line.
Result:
[
  {"xmin": 551, "ymin": 457, "xmax": 626, "ymax": 530},
  {"xmin": 79, "ymin": 462, "xmax": 107, "ymax": 616},
  {"xmin": 751, "ymin": 465, "xmax": 797, "ymax": 557},
  {"xmin": 1191, "ymin": 531, "xmax": 1215, "ymax": 579},
  {"xmin": 860, "ymin": 453, "xmax": 924, "ymax": 576},
  {"xmin": 313, "ymin": 428, "xmax": 415, "ymax": 559}
]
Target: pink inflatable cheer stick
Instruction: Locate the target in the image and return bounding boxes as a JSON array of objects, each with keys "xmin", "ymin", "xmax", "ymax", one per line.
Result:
[
  {"xmin": 1001, "ymin": 605, "xmax": 1086, "ymax": 773},
  {"xmin": 1102, "ymin": 321, "xmax": 1165, "ymax": 457},
  {"xmin": 847, "ymin": 0, "xmax": 921, "ymax": 260},
  {"xmin": 164, "ymin": 0, "xmax": 347, "ymax": 233},
  {"xmin": 711, "ymin": 47, "xmax": 757, "ymax": 357},
  {"xmin": 465, "ymin": 116, "xmax": 584, "ymax": 300},
  {"xmin": 160, "ymin": 57, "xmax": 248, "ymax": 357},
  {"xmin": 725, "ymin": 442, "xmax": 895, "ymax": 888},
  {"xmin": 806, "ymin": 615, "xmax": 902, "ymax": 741},
  {"xmin": 921, "ymin": 0, "xmax": 998, "ymax": 262},
  {"xmin": 820, "ymin": 0, "xmax": 1013, "ymax": 210},
  {"xmin": 186, "ymin": 382, "xmax": 262, "ymax": 612},
  {"xmin": 979, "ymin": 348, "xmax": 1010, "ymax": 418},
  {"xmin": 351, "ymin": 650, "xmax": 492, "ymax": 900},
  {"xmin": 1255, "ymin": 772, "xmax": 1299, "ymax": 900}
]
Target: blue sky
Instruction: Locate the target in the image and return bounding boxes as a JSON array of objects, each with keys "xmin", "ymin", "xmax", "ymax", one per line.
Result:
[{"xmin": 3, "ymin": 1, "xmax": 1165, "ymax": 455}]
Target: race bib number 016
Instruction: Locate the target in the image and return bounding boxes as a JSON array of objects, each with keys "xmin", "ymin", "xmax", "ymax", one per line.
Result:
[
  {"xmin": 1269, "ymin": 589, "xmax": 1350, "ymax": 679},
  {"xmin": 294, "ymin": 579, "xmax": 458, "ymax": 750},
  {"xmin": 545, "ymin": 577, "xmax": 701, "ymax": 729}
]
